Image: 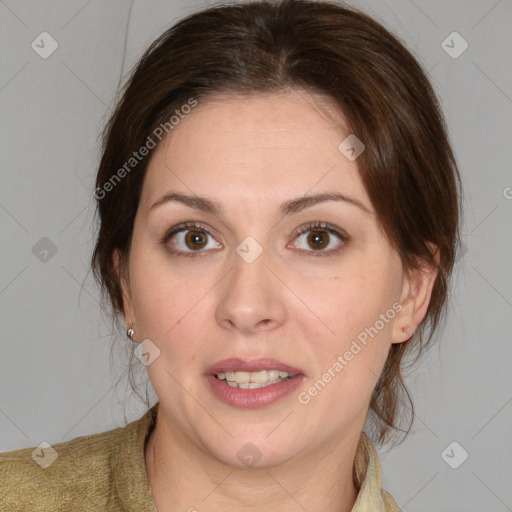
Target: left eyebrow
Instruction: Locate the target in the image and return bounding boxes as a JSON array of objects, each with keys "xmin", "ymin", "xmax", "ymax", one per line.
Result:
[{"xmin": 279, "ymin": 192, "xmax": 372, "ymax": 216}]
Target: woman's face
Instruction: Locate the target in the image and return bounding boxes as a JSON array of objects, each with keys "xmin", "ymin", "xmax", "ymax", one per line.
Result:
[{"xmin": 119, "ymin": 91, "xmax": 426, "ymax": 468}]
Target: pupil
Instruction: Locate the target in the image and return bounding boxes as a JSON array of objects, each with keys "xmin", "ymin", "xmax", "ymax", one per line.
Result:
[
  {"xmin": 309, "ymin": 231, "xmax": 328, "ymax": 249},
  {"xmin": 186, "ymin": 231, "xmax": 207, "ymax": 249}
]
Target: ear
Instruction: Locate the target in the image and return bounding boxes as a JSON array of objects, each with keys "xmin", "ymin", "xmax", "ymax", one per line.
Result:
[
  {"xmin": 391, "ymin": 248, "xmax": 439, "ymax": 344},
  {"xmin": 113, "ymin": 248, "xmax": 134, "ymax": 328}
]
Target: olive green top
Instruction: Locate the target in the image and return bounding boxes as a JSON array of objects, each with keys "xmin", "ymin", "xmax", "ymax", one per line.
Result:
[{"xmin": 0, "ymin": 402, "xmax": 401, "ymax": 511}]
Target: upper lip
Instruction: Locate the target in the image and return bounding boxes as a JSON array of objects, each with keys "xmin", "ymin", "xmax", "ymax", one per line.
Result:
[{"xmin": 206, "ymin": 357, "xmax": 305, "ymax": 376}]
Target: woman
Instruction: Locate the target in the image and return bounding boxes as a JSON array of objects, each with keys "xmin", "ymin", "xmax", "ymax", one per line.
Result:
[{"xmin": 0, "ymin": 0, "xmax": 461, "ymax": 510}]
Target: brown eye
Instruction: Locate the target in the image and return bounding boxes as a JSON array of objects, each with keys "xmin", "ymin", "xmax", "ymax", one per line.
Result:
[
  {"xmin": 184, "ymin": 230, "xmax": 208, "ymax": 250},
  {"xmin": 306, "ymin": 230, "xmax": 330, "ymax": 250},
  {"xmin": 292, "ymin": 222, "xmax": 348, "ymax": 257},
  {"xmin": 161, "ymin": 222, "xmax": 222, "ymax": 258}
]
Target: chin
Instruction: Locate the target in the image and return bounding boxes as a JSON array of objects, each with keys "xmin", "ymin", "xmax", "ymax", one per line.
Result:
[{"xmin": 200, "ymin": 429, "xmax": 303, "ymax": 470}]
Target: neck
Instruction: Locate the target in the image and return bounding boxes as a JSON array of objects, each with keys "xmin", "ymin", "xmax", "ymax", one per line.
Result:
[{"xmin": 145, "ymin": 414, "xmax": 361, "ymax": 512}]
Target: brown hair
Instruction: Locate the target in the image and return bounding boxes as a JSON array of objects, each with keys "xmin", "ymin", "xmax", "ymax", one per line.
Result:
[{"xmin": 91, "ymin": 0, "xmax": 462, "ymax": 446}]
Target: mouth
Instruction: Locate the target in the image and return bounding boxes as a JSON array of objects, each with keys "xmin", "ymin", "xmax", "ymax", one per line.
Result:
[{"xmin": 205, "ymin": 358, "xmax": 305, "ymax": 408}]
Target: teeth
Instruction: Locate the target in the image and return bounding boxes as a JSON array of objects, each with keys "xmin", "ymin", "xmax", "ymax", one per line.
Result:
[
  {"xmin": 234, "ymin": 371, "xmax": 251, "ymax": 384},
  {"xmin": 216, "ymin": 369, "xmax": 293, "ymax": 387},
  {"xmin": 225, "ymin": 378, "xmax": 287, "ymax": 389},
  {"xmin": 267, "ymin": 370, "xmax": 280, "ymax": 381},
  {"xmin": 219, "ymin": 369, "xmax": 290, "ymax": 383},
  {"xmin": 251, "ymin": 370, "xmax": 270, "ymax": 383}
]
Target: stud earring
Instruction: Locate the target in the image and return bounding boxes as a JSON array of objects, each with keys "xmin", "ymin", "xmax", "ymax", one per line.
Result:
[{"xmin": 127, "ymin": 325, "xmax": 135, "ymax": 341}]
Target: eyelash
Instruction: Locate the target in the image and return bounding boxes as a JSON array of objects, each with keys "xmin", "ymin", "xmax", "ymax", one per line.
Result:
[{"xmin": 160, "ymin": 221, "xmax": 349, "ymax": 258}]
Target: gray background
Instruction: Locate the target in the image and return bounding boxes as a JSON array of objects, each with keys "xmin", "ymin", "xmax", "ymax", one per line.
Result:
[{"xmin": 1, "ymin": 0, "xmax": 511, "ymax": 510}]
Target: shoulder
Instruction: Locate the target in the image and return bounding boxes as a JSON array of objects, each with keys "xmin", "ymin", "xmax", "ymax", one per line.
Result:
[{"xmin": 0, "ymin": 423, "xmax": 127, "ymax": 511}]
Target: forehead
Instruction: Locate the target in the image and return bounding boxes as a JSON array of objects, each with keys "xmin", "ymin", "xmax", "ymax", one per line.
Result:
[{"xmin": 140, "ymin": 91, "xmax": 370, "ymax": 214}]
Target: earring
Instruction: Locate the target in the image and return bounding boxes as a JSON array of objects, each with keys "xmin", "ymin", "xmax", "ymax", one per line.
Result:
[{"xmin": 127, "ymin": 325, "xmax": 135, "ymax": 342}]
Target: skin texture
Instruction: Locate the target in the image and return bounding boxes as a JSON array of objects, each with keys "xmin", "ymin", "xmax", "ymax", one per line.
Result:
[{"xmin": 115, "ymin": 90, "xmax": 437, "ymax": 512}]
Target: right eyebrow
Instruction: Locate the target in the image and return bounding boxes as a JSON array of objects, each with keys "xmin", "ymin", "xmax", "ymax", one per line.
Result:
[{"xmin": 149, "ymin": 192, "xmax": 222, "ymax": 215}]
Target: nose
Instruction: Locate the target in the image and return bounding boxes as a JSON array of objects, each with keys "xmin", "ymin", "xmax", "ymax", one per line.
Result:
[{"xmin": 215, "ymin": 245, "xmax": 287, "ymax": 335}]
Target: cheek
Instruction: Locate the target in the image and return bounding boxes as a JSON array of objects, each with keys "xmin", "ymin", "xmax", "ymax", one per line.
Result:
[
  {"xmin": 299, "ymin": 258, "xmax": 399, "ymax": 346},
  {"xmin": 129, "ymin": 240, "xmax": 201, "ymax": 339},
  {"xmin": 298, "ymin": 274, "xmax": 397, "ymax": 421},
  {"xmin": 129, "ymin": 246, "xmax": 209, "ymax": 394},
  {"xmin": 294, "ymin": 254, "xmax": 401, "ymax": 408}
]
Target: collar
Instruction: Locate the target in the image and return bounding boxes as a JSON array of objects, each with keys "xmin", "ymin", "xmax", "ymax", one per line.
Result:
[
  {"xmin": 112, "ymin": 402, "xmax": 159, "ymax": 511},
  {"xmin": 351, "ymin": 431, "xmax": 402, "ymax": 511}
]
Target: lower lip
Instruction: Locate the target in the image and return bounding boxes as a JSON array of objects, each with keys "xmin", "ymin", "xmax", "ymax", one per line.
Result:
[{"xmin": 205, "ymin": 374, "xmax": 305, "ymax": 409}]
